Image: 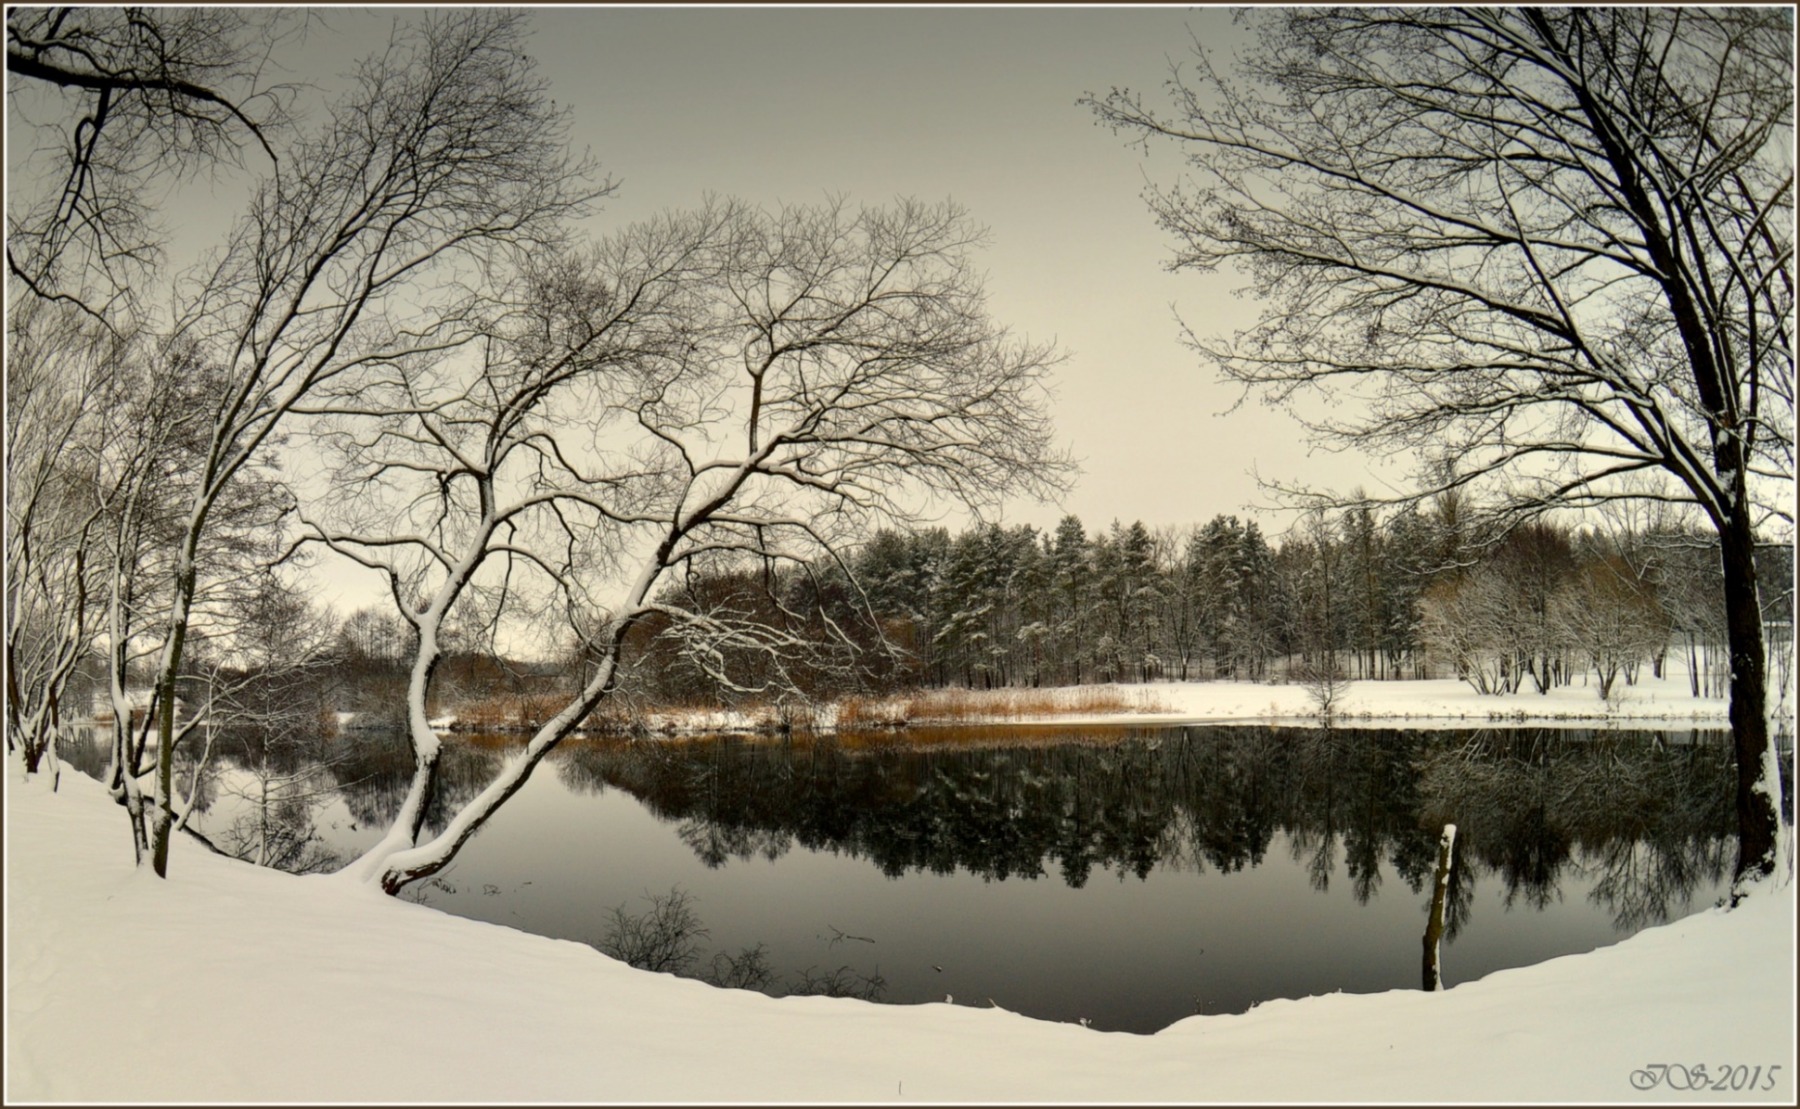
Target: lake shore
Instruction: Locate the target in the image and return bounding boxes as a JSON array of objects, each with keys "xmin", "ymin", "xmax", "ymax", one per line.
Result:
[
  {"xmin": 7, "ymin": 755, "xmax": 1792, "ymax": 1102},
  {"xmin": 410, "ymin": 672, "xmax": 1738, "ymax": 738}
]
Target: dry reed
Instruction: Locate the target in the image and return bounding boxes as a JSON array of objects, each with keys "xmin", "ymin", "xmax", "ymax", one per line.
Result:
[{"xmin": 839, "ymin": 685, "xmax": 1165, "ymax": 726}]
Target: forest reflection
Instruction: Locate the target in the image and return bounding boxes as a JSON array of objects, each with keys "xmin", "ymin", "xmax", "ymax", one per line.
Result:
[
  {"xmin": 63, "ymin": 722, "xmax": 1733, "ymax": 933},
  {"xmin": 539, "ymin": 725, "xmax": 1732, "ymax": 932}
]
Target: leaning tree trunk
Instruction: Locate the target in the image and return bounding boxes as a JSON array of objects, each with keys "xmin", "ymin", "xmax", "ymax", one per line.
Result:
[
  {"xmin": 1720, "ymin": 513, "xmax": 1777, "ymax": 893},
  {"xmin": 395, "ymin": 638, "xmax": 447, "ymax": 846},
  {"xmin": 369, "ymin": 636, "xmax": 631, "ymax": 894},
  {"xmin": 148, "ymin": 555, "xmax": 197, "ymax": 878},
  {"xmin": 342, "ymin": 630, "xmax": 446, "ymax": 884}
]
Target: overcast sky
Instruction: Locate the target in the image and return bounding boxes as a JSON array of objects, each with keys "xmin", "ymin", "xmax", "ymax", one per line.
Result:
[
  {"xmin": 258, "ymin": 6, "xmax": 1391, "ymax": 543},
  {"xmin": 12, "ymin": 6, "xmax": 1409, "ymax": 612},
  {"xmin": 521, "ymin": 6, "xmax": 1399, "ymax": 537}
]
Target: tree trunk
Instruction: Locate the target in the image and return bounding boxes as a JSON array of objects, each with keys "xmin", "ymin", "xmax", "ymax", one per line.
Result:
[
  {"xmin": 45, "ymin": 695, "xmax": 62, "ymax": 790},
  {"xmin": 149, "ymin": 672, "xmax": 178, "ymax": 876},
  {"xmin": 1421, "ymin": 823, "xmax": 1456, "ymax": 991},
  {"xmin": 372, "ymin": 644, "xmax": 628, "ymax": 894},
  {"xmin": 109, "ymin": 721, "xmax": 150, "ymax": 862},
  {"xmin": 148, "ymin": 557, "xmax": 197, "ymax": 878},
  {"xmin": 1721, "ymin": 518, "xmax": 1776, "ymax": 891},
  {"xmin": 396, "ymin": 643, "xmax": 447, "ymax": 846},
  {"xmin": 1687, "ymin": 632, "xmax": 1700, "ymax": 697},
  {"xmin": 6, "ymin": 655, "xmax": 26, "ymax": 757}
]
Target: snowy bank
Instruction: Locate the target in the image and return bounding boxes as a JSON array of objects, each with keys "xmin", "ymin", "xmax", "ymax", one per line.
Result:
[
  {"xmin": 1023, "ymin": 675, "xmax": 1736, "ymax": 728},
  {"xmin": 7, "ymin": 762, "xmax": 1793, "ymax": 1103},
  {"xmin": 522, "ymin": 669, "xmax": 1742, "ymax": 741},
  {"xmin": 609, "ymin": 675, "xmax": 1734, "ymax": 737}
]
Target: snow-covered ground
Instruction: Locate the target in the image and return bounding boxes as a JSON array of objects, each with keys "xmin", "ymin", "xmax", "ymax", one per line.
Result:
[
  {"xmin": 8, "ymin": 756, "xmax": 1794, "ymax": 1103},
  {"xmin": 331, "ymin": 670, "xmax": 1746, "ymax": 738},
  {"xmin": 605, "ymin": 672, "xmax": 1737, "ymax": 736},
  {"xmin": 1028, "ymin": 674, "xmax": 1736, "ymax": 727}
]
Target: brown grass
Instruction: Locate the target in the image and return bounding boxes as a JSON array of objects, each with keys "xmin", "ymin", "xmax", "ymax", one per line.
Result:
[
  {"xmin": 837, "ymin": 685, "xmax": 1166, "ymax": 726},
  {"xmin": 455, "ymin": 685, "xmax": 1167, "ymax": 737},
  {"xmin": 833, "ymin": 722, "xmax": 1158, "ymax": 751},
  {"xmin": 831, "ymin": 694, "xmax": 894, "ymax": 729},
  {"xmin": 454, "ymin": 692, "xmax": 579, "ymax": 731}
]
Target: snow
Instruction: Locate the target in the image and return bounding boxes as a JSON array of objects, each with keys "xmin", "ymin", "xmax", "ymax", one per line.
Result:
[
  {"xmin": 519, "ymin": 672, "xmax": 1739, "ymax": 741},
  {"xmin": 8, "ymin": 756, "xmax": 1794, "ymax": 1103},
  {"xmin": 615, "ymin": 673, "xmax": 1733, "ymax": 737},
  {"xmin": 1040, "ymin": 675, "xmax": 1731, "ymax": 728}
]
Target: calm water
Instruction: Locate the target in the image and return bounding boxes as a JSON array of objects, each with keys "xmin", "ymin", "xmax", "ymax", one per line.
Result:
[{"xmin": 73, "ymin": 723, "xmax": 1736, "ymax": 1033}]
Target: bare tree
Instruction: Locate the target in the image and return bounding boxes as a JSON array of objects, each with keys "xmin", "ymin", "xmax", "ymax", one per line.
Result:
[
  {"xmin": 1554, "ymin": 552, "xmax": 1667, "ymax": 700},
  {"xmin": 309, "ymin": 197, "xmax": 1068, "ymax": 894},
  {"xmin": 4, "ymin": 299, "xmax": 122, "ymax": 773},
  {"xmin": 304, "ymin": 204, "xmax": 724, "ymax": 862},
  {"xmin": 93, "ymin": 334, "xmax": 220, "ymax": 860},
  {"xmin": 599, "ymin": 886, "xmax": 711, "ymax": 976},
  {"xmin": 5, "ymin": 6, "xmax": 301, "ymax": 321},
  {"xmin": 125, "ymin": 9, "xmax": 598, "ymax": 878},
  {"xmin": 5, "ymin": 298, "xmax": 242, "ymax": 840},
  {"xmin": 210, "ymin": 757, "xmax": 341, "ymax": 875},
  {"xmin": 204, "ymin": 581, "xmax": 346, "ymax": 877},
  {"xmin": 1419, "ymin": 565, "xmax": 1527, "ymax": 696},
  {"xmin": 1295, "ymin": 656, "xmax": 1353, "ymax": 725},
  {"xmin": 1090, "ymin": 7, "xmax": 1793, "ymax": 889}
]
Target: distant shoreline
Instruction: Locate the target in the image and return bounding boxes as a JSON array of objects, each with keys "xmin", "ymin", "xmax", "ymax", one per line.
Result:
[{"xmin": 394, "ymin": 673, "xmax": 1744, "ymax": 739}]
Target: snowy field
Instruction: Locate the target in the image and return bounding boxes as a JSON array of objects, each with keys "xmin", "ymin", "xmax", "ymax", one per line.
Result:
[
  {"xmin": 985, "ymin": 674, "xmax": 1736, "ymax": 727},
  {"xmin": 8, "ymin": 752, "xmax": 1794, "ymax": 1103},
  {"xmin": 592, "ymin": 672, "xmax": 1741, "ymax": 737}
]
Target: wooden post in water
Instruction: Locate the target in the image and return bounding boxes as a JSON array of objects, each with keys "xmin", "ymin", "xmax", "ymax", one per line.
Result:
[{"xmin": 1421, "ymin": 823, "xmax": 1457, "ymax": 991}]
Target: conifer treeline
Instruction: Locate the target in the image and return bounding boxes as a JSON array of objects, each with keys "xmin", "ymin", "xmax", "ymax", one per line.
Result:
[
  {"xmin": 625, "ymin": 508, "xmax": 1792, "ymax": 705},
  {"xmin": 279, "ymin": 508, "xmax": 1792, "ymax": 717}
]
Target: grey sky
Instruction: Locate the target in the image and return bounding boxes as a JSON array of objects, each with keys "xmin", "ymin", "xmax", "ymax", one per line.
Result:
[
  {"xmin": 10, "ymin": 5, "xmax": 1403, "ymax": 603},
  {"xmin": 225, "ymin": 5, "xmax": 1377, "ymax": 543},
  {"xmin": 510, "ymin": 5, "xmax": 1391, "ymax": 537}
]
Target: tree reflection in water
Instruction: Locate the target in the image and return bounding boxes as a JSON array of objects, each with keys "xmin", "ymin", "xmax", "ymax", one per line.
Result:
[
  {"xmin": 550, "ymin": 725, "xmax": 1735, "ymax": 932},
  {"xmin": 52, "ymin": 721, "xmax": 1750, "ymax": 1027},
  {"xmin": 1416, "ymin": 729, "xmax": 1734, "ymax": 929},
  {"xmin": 327, "ymin": 729, "xmax": 508, "ymax": 837},
  {"xmin": 58, "ymin": 721, "xmax": 1737, "ymax": 932}
]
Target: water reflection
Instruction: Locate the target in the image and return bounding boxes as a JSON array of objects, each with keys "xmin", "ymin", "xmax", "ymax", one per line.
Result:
[
  {"xmin": 1415, "ymin": 730, "xmax": 1733, "ymax": 928},
  {"xmin": 595, "ymin": 885, "xmax": 887, "ymax": 1001},
  {"xmin": 53, "ymin": 721, "xmax": 1743, "ymax": 1032},
  {"xmin": 327, "ymin": 729, "xmax": 508, "ymax": 835},
  {"xmin": 545, "ymin": 726, "xmax": 1732, "ymax": 931},
  {"xmin": 64, "ymin": 722, "xmax": 1733, "ymax": 931}
]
